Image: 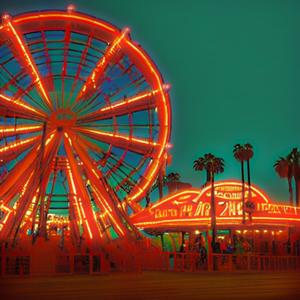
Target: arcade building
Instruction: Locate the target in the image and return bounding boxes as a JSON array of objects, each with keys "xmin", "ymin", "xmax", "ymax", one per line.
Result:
[{"xmin": 132, "ymin": 180, "xmax": 300, "ymax": 258}]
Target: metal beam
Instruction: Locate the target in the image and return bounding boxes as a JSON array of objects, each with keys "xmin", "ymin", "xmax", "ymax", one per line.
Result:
[{"xmin": 2, "ymin": 15, "xmax": 53, "ymax": 111}]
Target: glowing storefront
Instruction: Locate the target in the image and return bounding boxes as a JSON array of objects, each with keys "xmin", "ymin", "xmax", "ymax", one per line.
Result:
[{"xmin": 132, "ymin": 180, "xmax": 300, "ymax": 256}]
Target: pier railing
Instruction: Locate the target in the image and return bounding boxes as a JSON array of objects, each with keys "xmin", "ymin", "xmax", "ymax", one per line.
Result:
[
  {"xmin": 1, "ymin": 252, "xmax": 300, "ymax": 277},
  {"xmin": 166, "ymin": 252, "xmax": 300, "ymax": 272}
]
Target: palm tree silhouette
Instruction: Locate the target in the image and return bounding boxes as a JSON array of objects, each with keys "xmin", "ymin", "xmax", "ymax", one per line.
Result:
[
  {"xmin": 193, "ymin": 153, "xmax": 214, "ymax": 186},
  {"xmin": 274, "ymin": 148, "xmax": 300, "ymax": 207},
  {"xmin": 233, "ymin": 144, "xmax": 247, "ymax": 224},
  {"xmin": 290, "ymin": 148, "xmax": 300, "ymax": 206},
  {"xmin": 145, "ymin": 175, "xmax": 168, "ymax": 207},
  {"xmin": 244, "ymin": 144, "xmax": 254, "ymax": 190},
  {"xmin": 274, "ymin": 156, "xmax": 294, "ymax": 206},
  {"xmin": 193, "ymin": 153, "xmax": 224, "ymax": 248},
  {"xmin": 165, "ymin": 172, "xmax": 181, "ymax": 193}
]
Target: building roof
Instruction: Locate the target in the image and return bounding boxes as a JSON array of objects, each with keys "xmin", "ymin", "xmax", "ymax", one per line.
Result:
[{"xmin": 131, "ymin": 180, "xmax": 300, "ymax": 232}]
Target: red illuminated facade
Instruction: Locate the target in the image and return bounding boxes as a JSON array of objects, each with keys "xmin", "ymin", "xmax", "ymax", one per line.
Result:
[{"xmin": 132, "ymin": 180, "xmax": 300, "ymax": 230}]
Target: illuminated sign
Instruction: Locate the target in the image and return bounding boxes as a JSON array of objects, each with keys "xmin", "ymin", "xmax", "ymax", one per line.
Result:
[{"xmin": 131, "ymin": 180, "xmax": 300, "ymax": 229}]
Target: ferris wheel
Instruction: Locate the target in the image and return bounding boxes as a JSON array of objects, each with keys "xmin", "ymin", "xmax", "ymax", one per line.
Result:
[{"xmin": 0, "ymin": 7, "xmax": 171, "ymax": 245}]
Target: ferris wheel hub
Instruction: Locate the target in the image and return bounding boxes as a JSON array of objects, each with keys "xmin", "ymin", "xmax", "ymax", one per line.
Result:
[{"xmin": 48, "ymin": 109, "xmax": 77, "ymax": 130}]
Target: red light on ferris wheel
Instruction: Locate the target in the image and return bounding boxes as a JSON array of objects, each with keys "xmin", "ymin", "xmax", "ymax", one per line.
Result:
[
  {"xmin": 1, "ymin": 13, "xmax": 11, "ymax": 24},
  {"xmin": 67, "ymin": 4, "xmax": 76, "ymax": 13}
]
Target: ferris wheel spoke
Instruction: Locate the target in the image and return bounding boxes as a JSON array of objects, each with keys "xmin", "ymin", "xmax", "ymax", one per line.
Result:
[
  {"xmin": 66, "ymin": 35, "xmax": 94, "ymax": 107},
  {"xmin": 0, "ymin": 93, "xmax": 47, "ymax": 120},
  {"xmin": 0, "ymin": 124, "xmax": 43, "ymax": 139},
  {"xmin": 61, "ymin": 24, "xmax": 72, "ymax": 109},
  {"xmin": 1, "ymin": 167, "xmax": 35, "ymax": 207},
  {"xmin": 0, "ymin": 130, "xmax": 56, "ymax": 200},
  {"xmin": 0, "ymin": 135, "xmax": 40, "ymax": 162},
  {"xmin": 0, "ymin": 145, "xmax": 39, "ymax": 199},
  {"xmin": 41, "ymin": 30, "xmax": 55, "ymax": 93},
  {"xmin": 0, "ymin": 150, "xmax": 36, "ymax": 206},
  {"xmin": 2, "ymin": 15, "xmax": 53, "ymax": 112},
  {"xmin": 76, "ymin": 127, "xmax": 158, "ymax": 155},
  {"xmin": 78, "ymin": 89, "xmax": 161, "ymax": 123},
  {"xmin": 85, "ymin": 173, "xmax": 128, "ymax": 237},
  {"xmin": 65, "ymin": 131, "xmax": 113, "ymax": 198},
  {"xmin": 34, "ymin": 152, "xmax": 59, "ymax": 236},
  {"xmin": 76, "ymin": 28, "xmax": 130, "ymax": 103},
  {"xmin": 76, "ymin": 134, "xmax": 106, "ymax": 158},
  {"xmin": 65, "ymin": 131, "xmax": 134, "ymax": 235},
  {"xmin": 22, "ymin": 132, "xmax": 61, "ymax": 233},
  {"xmin": 73, "ymin": 68, "xmax": 144, "ymax": 116},
  {"xmin": 64, "ymin": 137, "xmax": 104, "ymax": 242},
  {"xmin": 2, "ymin": 131, "xmax": 58, "ymax": 240},
  {"xmin": 0, "ymin": 173, "xmax": 36, "ymax": 241},
  {"xmin": 89, "ymin": 183, "xmax": 128, "ymax": 237}
]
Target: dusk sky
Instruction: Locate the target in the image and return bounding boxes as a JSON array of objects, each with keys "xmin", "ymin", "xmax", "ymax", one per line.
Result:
[{"xmin": 1, "ymin": 0, "xmax": 299, "ymax": 203}]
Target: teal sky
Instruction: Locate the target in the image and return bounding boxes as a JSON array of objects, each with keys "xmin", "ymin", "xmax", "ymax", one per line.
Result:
[{"xmin": 1, "ymin": 0, "xmax": 300, "ymax": 203}]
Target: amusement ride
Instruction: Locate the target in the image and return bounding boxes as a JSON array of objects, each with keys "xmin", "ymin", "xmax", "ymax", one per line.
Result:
[{"xmin": 0, "ymin": 7, "xmax": 171, "ymax": 249}]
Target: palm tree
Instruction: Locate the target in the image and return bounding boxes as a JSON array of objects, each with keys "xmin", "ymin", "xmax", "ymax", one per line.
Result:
[
  {"xmin": 165, "ymin": 172, "xmax": 181, "ymax": 193},
  {"xmin": 243, "ymin": 144, "xmax": 254, "ymax": 219},
  {"xmin": 233, "ymin": 144, "xmax": 247, "ymax": 224},
  {"xmin": 290, "ymin": 148, "xmax": 300, "ymax": 206},
  {"xmin": 193, "ymin": 153, "xmax": 224, "ymax": 248},
  {"xmin": 244, "ymin": 143, "xmax": 254, "ymax": 189},
  {"xmin": 193, "ymin": 153, "xmax": 214, "ymax": 186},
  {"xmin": 274, "ymin": 157, "xmax": 293, "ymax": 205},
  {"xmin": 146, "ymin": 174, "xmax": 168, "ymax": 206}
]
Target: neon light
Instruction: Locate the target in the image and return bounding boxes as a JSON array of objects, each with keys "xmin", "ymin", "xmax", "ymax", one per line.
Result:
[
  {"xmin": 92, "ymin": 186, "xmax": 124, "ymax": 236},
  {"xmin": 125, "ymin": 40, "xmax": 170, "ymax": 202},
  {"xmin": 132, "ymin": 181, "xmax": 300, "ymax": 230},
  {"xmin": 0, "ymin": 125, "xmax": 42, "ymax": 137},
  {"xmin": 0, "ymin": 173, "xmax": 33, "ymax": 229},
  {"xmin": 4, "ymin": 19, "xmax": 53, "ymax": 110},
  {"xmin": 0, "ymin": 136, "xmax": 38, "ymax": 154},
  {"xmin": 0, "ymin": 93, "xmax": 46, "ymax": 118},
  {"xmin": 45, "ymin": 132, "xmax": 56, "ymax": 146},
  {"xmin": 85, "ymin": 219, "xmax": 93, "ymax": 239},
  {"xmin": 14, "ymin": 12, "xmax": 116, "ymax": 33},
  {"xmin": 77, "ymin": 27, "xmax": 130, "ymax": 101},
  {"xmin": 150, "ymin": 190, "xmax": 200, "ymax": 210},
  {"xmin": 134, "ymin": 218, "xmax": 211, "ymax": 227},
  {"xmin": 78, "ymin": 88, "xmax": 162, "ymax": 123},
  {"xmin": 78, "ymin": 128, "xmax": 158, "ymax": 148},
  {"xmin": 252, "ymin": 217, "xmax": 300, "ymax": 222},
  {"xmin": 66, "ymin": 162, "xmax": 83, "ymax": 225},
  {"xmin": 66, "ymin": 132, "xmax": 125, "ymax": 236},
  {"xmin": 100, "ymin": 89, "xmax": 158, "ymax": 112}
]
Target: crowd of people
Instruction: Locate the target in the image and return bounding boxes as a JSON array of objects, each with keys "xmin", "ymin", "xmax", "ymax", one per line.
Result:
[
  {"xmin": 184, "ymin": 233, "xmax": 252, "ymax": 256},
  {"xmin": 213, "ymin": 235, "xmax": 252, "ymax": 254}
]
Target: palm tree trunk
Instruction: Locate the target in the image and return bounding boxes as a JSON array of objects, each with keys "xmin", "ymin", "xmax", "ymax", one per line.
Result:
[
  {"xmin": 206, "ymin": 171, "xmax": 211, "ymax": 186},
  {"xmin": 211, "ymin": 173, "xmax": 216, "ymax": 250},
  {"xmin": 246, "ymin": 159, "xmax": 251, "ymax": 188},
  {"xmin": 241, "ymin": 161, "xmax": 245, "ymax": 224},
  {"xmin": 246, "ymin": 159, "xmax": 252, "ymax": 222},
  {"xmin": 295, "ymin": 177, "xmax": 299, "ymax": 207},
  {"xmin": 288, "ymin": 177, "xmax": 294, "ymax": 206}
]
